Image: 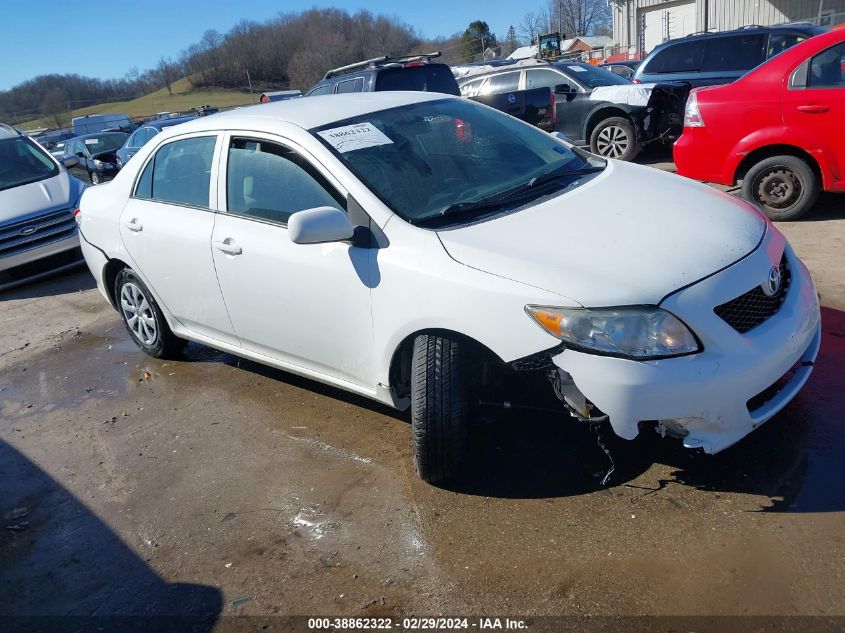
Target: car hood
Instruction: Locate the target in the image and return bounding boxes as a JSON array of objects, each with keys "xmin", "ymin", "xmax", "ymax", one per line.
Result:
[
  {"xmin": 436, "ymin": 161, "xmax": 766, "ymax": 307},
  {"xmin": 0, "ymin": 171, "xmax": 83, "ymax": 225}
]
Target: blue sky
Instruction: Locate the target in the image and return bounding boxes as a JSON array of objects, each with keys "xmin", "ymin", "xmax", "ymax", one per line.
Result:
[{"xmin": 1, "ymin": 0, "xmax": 535, "ymax": 90}]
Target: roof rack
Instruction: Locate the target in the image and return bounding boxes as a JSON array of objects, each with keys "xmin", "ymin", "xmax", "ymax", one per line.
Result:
[{"xmin": 323, "ymin": 51, "xmax": 442, "ymax": 80}]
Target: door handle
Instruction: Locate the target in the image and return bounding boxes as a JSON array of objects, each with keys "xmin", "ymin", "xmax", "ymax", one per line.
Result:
[
  {"xmin": 124, "ymin": 218, "xmax": 143, "ymax": 232},
  {"xmin": 797, "ymin": 104, "xmax": 829, "ymax": 114},
  {"xmin": 213, "ymin": 239, "xmax": 242, "ymax": 256}
]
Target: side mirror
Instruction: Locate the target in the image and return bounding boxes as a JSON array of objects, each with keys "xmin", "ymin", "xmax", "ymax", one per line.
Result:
[
  {"xmin": 554, "ymin": 83, "xmax": 572, "ymax": 94},
  {"xmin": 288, "ymin": 206, "xmax": 355, "ymax": 245},
  {"xmin": 61, "ymin": 156, "xmax": 79, "ymax": 168}
]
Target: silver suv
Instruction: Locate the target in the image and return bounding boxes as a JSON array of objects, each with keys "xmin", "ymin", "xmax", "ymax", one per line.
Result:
[{"xmin": 0, "ymin": 124, "xmax": 86, "ymax": 290}]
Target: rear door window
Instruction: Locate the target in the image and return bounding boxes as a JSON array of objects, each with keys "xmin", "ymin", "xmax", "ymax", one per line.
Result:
[
  {"xmin": 808, "ymin": 42, "xmax": 845, "ymax": 88},
  {"xmin": 335, "ymin": 77, "xmax": 365, "ymax": 93},
  {"xmin": 701, "ymin": 34, "xmax": 766, "ymax": 72},
  {"xmin": 481, "ymin": 71, "xmax": 521, "ymax": 94},
  {"xmin": 645, "ymin": 40, "xmax": 704, "ymax": 74},
  {"xmin": 134, "ymin": 136, "xmax": 216, "ymax": 207}
]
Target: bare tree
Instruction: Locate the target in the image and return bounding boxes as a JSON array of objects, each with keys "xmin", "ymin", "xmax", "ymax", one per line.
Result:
[
  {"xmin": 519, "ymin": 11, "xmax": 544, "ymax": 44},
  {"xmin": 41, "ymin": 88, "xmax": 67, "ymax": 129},
  {"xmin": 152, "ymin": 57, "xmax": 181, "ymax": 96},
  {"xmin": 543, "ymin": 0, "xmax": 612, "ymax": 37}
]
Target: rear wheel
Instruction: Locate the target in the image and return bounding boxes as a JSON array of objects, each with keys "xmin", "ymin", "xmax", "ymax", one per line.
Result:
[
  {"xmin": 589, "ymin": 116, "xmax": 641, "ymax": 161},
  {"xmin": 115, "ymin": 268, "xmax": 185, "ymax": 359},
  {"xmin": 411, "ymin": 334, "xmax": 468, "ymax": 484},
  {"xmin": 741, "ymin": 155, "xmax": 819, "ymax": 221}
]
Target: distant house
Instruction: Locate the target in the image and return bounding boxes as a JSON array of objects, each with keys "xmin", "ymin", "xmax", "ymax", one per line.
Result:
[
  {"xmin": 565, "ymin": 36, "xmax": 613, "ymax": 53},
  {"xmin": 259, "ymin": 90, "xmax": 303, "ymax": 103}
]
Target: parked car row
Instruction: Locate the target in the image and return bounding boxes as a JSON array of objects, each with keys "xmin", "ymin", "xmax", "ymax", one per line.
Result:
[{"xmin": 675, "ymin": 27, "xmax": 844, "ymax": 219}]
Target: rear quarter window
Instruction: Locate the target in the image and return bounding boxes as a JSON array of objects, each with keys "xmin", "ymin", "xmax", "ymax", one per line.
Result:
[
  {"xmin": 644, "ymin": 40, "xmax": 704, "ymax": 74},
  {"xmin": 701, "ymin": 34, "xmax": 766, "ymax": 72}
]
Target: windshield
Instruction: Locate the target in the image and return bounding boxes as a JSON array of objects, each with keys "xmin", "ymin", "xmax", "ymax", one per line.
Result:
[
  {"xmin": 556, "ymin": 63, "xmax": 631, "ymax": 88},
  {"xmin": 0, "ymin": 137, "xmax": 60, "ymax": 192},
  {"xmin": 311, "ymin": 98, "xmax": 603, "ymax": 226},
  {"xmin": 81, "ymin": 133, "xmax": 127, "ymax": 155}
]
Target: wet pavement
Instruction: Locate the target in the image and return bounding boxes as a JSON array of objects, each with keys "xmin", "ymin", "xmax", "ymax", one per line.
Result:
[{"xmin": 2, "ymin": 191, "xmax": 845, "ymax": 629}]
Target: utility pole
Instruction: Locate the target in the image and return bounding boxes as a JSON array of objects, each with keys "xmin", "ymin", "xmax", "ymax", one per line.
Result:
[{"xmin": 246, "ymin": 69, "xmax": 255, "ymax": 103}]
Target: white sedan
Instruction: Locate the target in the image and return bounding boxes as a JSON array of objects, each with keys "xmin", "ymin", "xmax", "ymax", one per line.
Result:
[{"xmin": 77, "ymin": 92, "xmax": 821, "ymax": 484}]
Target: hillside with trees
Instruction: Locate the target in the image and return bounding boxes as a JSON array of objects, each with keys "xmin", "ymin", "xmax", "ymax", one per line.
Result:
[{"xmin": 0, "ymin": 1, "xmax": 611, "ymax": 127}]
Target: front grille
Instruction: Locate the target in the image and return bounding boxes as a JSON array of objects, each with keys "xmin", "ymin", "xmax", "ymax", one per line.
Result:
[
  {"xmin": 0, "ymin": 208, "xmax": 78, "ymax": 259},
  {"xmin": 0, "ymin": 246, "xmax": 83, "ymax": 286},
  {"xmin": 746, "ymin": 357, "xmax": 802, "ymax": 413},
  {"xmin": 714, "ymin": 255, "xmax": 790, "ymax": 334}
]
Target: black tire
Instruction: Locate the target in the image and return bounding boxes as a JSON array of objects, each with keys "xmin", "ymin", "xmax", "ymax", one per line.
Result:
[
  {"xmin": 411, "ymin": 334, "xmax": 468, "ymax": 484},
  {"xmin": 589, "ymin": 116, "xmax": 641, "ymax": 161},
  {"xmin": 114, "ymin": 268, "xmax": 185, "ymax": 359},
  {"xmin": 741, "ymin": 155, "xmax": 819, "ymax": 221}
]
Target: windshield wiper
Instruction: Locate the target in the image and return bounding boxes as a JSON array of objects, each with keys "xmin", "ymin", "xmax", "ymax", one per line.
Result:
[{"xmin": 416, "ymin": 163, "xmax": 604, "ymax": 227}]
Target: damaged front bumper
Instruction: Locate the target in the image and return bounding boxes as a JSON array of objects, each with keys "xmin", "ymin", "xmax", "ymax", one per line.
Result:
[{"xmin": 549, "ymin": 241, "xmax": 821, "ymax": 454}]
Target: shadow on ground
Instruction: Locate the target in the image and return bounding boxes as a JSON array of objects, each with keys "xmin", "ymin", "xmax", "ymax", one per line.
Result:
[
  {"xmin": 0, "ymin": 266, "xmax": 94, "ymax": 302},
  {"xmin": 0, "ymin": 439, "xmax": 222, "ymax": 629},
  {"xmin": 443, "ymin": 307, "xmax": 845, "ymax": 509}
]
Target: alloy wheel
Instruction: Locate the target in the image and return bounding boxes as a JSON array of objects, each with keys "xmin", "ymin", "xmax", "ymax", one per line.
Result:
[
  {"xmin": 595, "ymin": 125, "xmax": 629, "ymax": 159},
  {"xmin": 120, "ymin": 282, "xmax": 158, "ymax": 346}
]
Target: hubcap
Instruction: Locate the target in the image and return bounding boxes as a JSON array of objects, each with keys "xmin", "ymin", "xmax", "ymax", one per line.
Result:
[
  {"xmin": 596, "ymin": 125, "xmax": 629, "ymax": 159},
  {"xmin": 120, "ymin": 282, "xmax": 157, "ymax": 346},
  {"xmin": 756, "ymin": 168, "xmax": 801, "ymax": 209}
]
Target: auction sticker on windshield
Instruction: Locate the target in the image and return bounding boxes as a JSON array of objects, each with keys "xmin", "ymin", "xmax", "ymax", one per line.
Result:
[{"xmin": 317, "ymin": 122, "xmax": 393, "ymax": 153}]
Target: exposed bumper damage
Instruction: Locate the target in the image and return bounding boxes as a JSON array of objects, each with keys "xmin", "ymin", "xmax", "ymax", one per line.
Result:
[
  {"xmin": 548, "ymin": 241, "xmax": 821, "ymax": 455},
  {"xmin": 591, "ymin": 81, "xmax": 691, "ymax": 147}
]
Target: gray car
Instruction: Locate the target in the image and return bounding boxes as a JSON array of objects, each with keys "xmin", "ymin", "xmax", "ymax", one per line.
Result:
[{"xmin": 0, "ymin": 124, "xmax": 87, "ymax": 290}]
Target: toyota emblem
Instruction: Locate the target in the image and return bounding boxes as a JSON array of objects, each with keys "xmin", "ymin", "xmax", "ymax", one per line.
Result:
[{"xmin": 762, "ymin": 265, "xmax": 782, "ymax": 297}]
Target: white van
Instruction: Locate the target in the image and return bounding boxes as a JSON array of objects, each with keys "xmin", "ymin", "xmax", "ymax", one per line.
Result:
[{"xmin": 71, "ymin": 113, "xmax": 132, "ymax": 135}]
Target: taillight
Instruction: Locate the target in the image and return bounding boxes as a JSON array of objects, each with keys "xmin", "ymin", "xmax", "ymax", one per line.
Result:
[
  {"xmin": 631, "ymin": 78, "xmax": 641, "ymax": 84},
  {"xmin": 73, "ymin": 208, "xmax": 82, "ymax": 228},
  {"xmin": 455, "ymin": 118, "xmax": 472, "ymax": 143},
  {"xmin": 549, "ymin": 88, "xmax": 557, "ymax": 128},
  {"xmin": 683, "ymin": 92, "xmax": 705, "ymax": 127}
]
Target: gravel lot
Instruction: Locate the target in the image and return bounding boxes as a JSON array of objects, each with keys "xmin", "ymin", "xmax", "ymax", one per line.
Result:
[{"xmin": 1, "ymin": 171, "xmax": 843, "ymax": 630}]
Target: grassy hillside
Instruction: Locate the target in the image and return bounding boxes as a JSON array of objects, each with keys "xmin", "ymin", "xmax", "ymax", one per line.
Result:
[{"xmin": 21, "ymin": 78, "xmax": 255, "ymax": 131}]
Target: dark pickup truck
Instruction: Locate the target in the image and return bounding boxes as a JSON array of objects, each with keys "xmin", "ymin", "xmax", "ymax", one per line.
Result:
[
  {"xmin": 456, "ymin": 59, "xmax": 690, "ymax": 161},
  {"xmin": 305, "ymin": 53, "xmax": 555, "ymax": 132}
]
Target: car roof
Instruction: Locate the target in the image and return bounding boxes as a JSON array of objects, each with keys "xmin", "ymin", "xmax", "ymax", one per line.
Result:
[
  {"xmin": 166, "ymin": 92, "xmax": 450, "ymax": 134},
  {"xmin": 649, "ymin": 22, "xmax": 824, "ymax": 52},
  {"xmin": 75, "ymin": 131, "xmax": 127, "ymax": 139},
  {"xmin": 140, "ymin": 115, "xmax": 198, "ymax": 130},
  {"xmin": 0, "ymin": 123, "xmax": 21, "ymax": 140}
]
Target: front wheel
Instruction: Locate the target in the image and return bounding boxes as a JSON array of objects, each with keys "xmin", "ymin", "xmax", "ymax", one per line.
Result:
[
  {"xmin": 115, "ymin": 268, "xmax": 185, "ymax": 359},
  {"xmin": 411, "ymin": 334, "xmax": 468, "ymax": 484},
  {"xmin": 741, "ymin": 155, "xmax": 819, "ymax": 221},
  {"xmin": 589, "ymin": 116, "xmax": 641, "ymax": 161}
]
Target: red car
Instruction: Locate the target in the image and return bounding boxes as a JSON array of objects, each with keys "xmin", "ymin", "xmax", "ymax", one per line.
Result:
[{"xmin": 674, "ymin": 28, "xmax": 845, "ymax": 220}]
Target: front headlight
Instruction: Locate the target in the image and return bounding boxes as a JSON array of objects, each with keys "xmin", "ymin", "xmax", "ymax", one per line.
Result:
[{"xmin": 525, "ymin": 305, "xmax": 700, "ymax": 359}]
